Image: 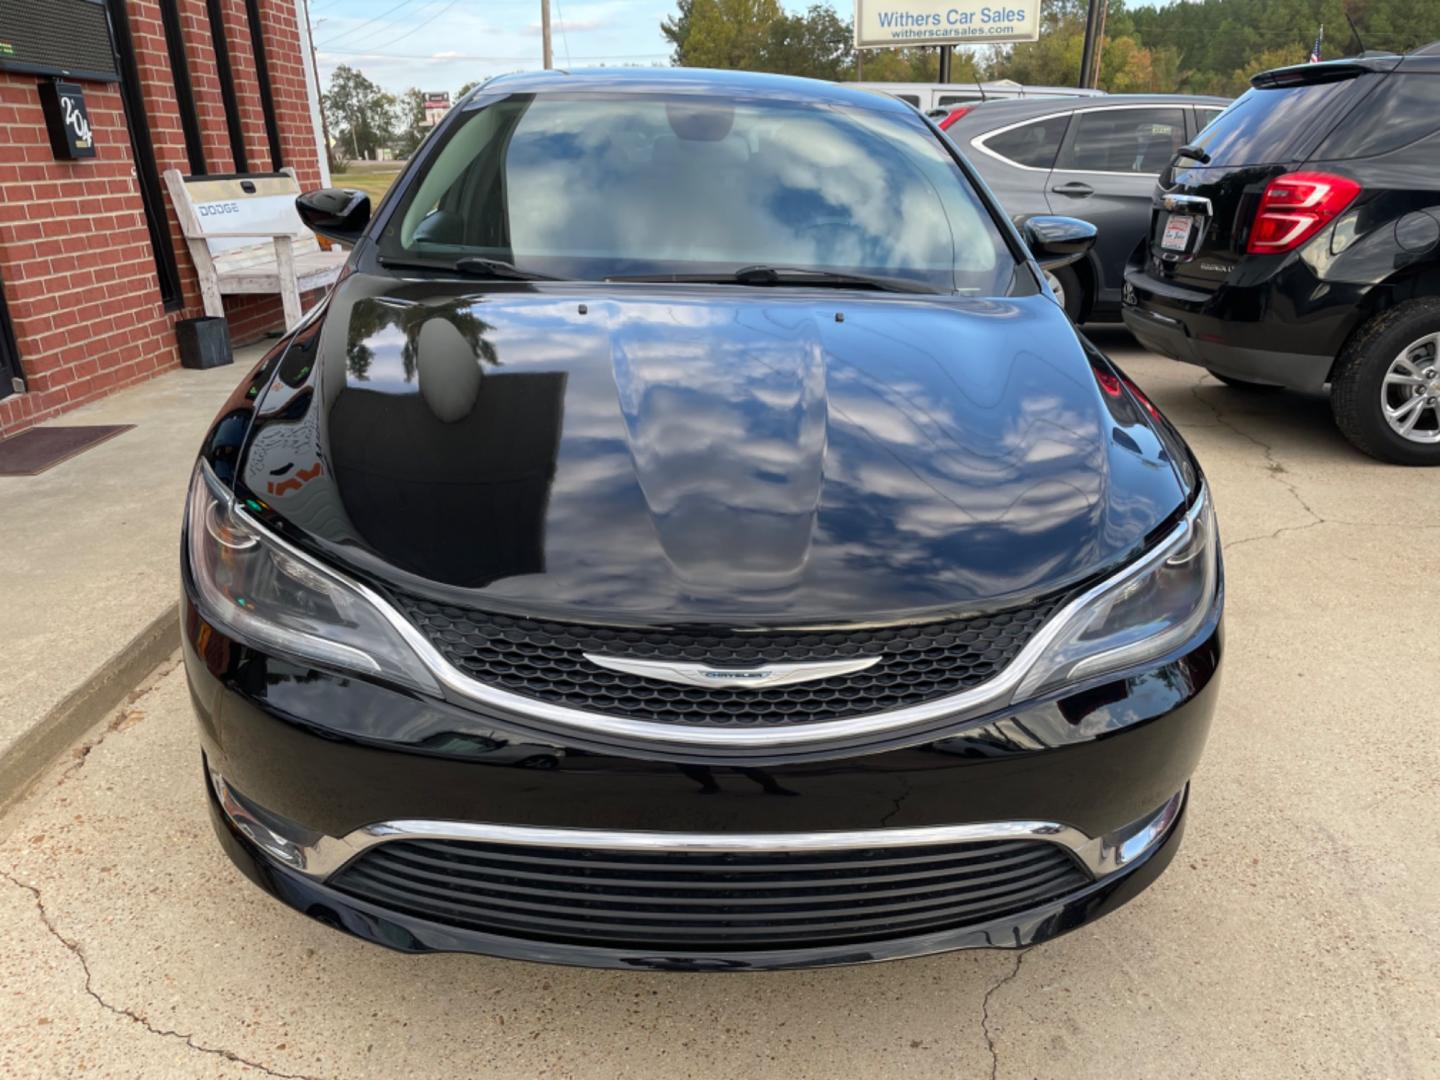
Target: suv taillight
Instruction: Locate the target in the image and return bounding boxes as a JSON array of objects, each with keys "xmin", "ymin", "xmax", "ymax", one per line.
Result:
[
  {"xmin": 938, "ymin": 106, "xmax": 973, "ymax": 130},
  {"xmin": 1246, "ymin": 171, "xmax": 1360, "ymax": 254}
]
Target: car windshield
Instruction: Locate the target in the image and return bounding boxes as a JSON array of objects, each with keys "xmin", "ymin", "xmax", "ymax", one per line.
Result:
[{"xmin": 379, "ymin": 90, "xmax": 1016, "ymax": 294}]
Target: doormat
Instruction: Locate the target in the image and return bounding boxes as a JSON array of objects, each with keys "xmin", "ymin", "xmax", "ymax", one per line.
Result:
[{"xmin": 0, "ymin": 425, "xmax": 134, "ymax": 476}]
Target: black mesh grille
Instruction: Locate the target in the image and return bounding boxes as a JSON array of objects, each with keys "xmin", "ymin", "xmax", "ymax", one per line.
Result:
[
  {"xmin": 390, "ymin": 594, "xmax": 1064, "ymax": 727},
  {"xmin": 330, "ymin": 837, "xmax": 1090, "ymax": 950}
]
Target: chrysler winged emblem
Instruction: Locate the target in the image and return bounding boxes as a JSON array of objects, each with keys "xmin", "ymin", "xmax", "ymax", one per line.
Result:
[{"xmin": 583, "ymin": 654, "xmax": 880, "ymax": 690}]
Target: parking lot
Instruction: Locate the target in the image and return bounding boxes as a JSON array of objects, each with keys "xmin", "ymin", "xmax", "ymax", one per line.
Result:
[{"xmin": 1, "ymin": 332, "xmax": 1436, "ymax": 1079}]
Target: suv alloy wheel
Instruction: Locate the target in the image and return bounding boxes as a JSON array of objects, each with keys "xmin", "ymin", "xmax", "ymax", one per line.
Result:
[{"xmin": 1332, "ymin": 299, "xmax": 1440, "ymax": 465}]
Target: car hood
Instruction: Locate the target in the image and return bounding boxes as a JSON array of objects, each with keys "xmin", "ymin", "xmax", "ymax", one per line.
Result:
[{"xmin": 235, "ymin": 275, "xmax": 1190, "ymax": 626}]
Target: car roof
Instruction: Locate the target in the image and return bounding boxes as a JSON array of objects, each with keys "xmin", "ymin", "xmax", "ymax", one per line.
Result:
[
  {"xmin": 940, "ymin": 93, "xmax": 1231, "ymax": 135},
  {"xmin": 472, "ymin": 67, "xmax": 915, "ymax": 114},
  {"xmin": 948, "ymin": 93, "xmax": 1230, "ymax": 125}
]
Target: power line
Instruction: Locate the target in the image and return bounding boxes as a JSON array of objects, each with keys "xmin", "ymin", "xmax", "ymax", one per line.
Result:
[
  {"xmin": 335, "ymin": 0, "xmax": 448, "ymax": 50},
  {"xmin": 318, "ymin": 0, "xmax": 423, "ymax": 48},
  {"xmin": 554, "ymin": 0, "xmax": 572, "ymax": 67},
  {"xmin": 367, "ymin": 0, "xmax": 466, "ymax": 49},
  {"xmin": 317, "ymin": 47, "xmax": 670, "ymax": 61}
]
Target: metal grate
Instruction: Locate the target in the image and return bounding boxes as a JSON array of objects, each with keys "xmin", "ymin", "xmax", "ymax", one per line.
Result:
[
  {"xmin": 330, "ymin": 837, "xmax": 1090, "ymax": 950},
  {"xmin": 390, "ymin": 596, "xmax": 1064, "ymax": 727}
]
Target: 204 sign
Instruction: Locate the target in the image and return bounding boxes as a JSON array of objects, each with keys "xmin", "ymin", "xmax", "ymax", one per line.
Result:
[{"xmin": 39, "ymin": 80, "xmax": 96, "ymax": 160}]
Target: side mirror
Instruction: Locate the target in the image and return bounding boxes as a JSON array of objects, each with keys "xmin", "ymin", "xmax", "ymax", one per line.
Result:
[
  {"xmin": 296, "ymin": 188, "xmax": 372, "ymax": 247},
  {"xmin": 1021, "ymin": 215, "xmax": 1097, "ymax": 271}
]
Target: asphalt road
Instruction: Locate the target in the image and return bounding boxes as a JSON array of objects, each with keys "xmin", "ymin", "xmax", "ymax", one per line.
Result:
[{"xmin": 2, "ymin": 335, "xmax": 1437, "ymax": 1079}]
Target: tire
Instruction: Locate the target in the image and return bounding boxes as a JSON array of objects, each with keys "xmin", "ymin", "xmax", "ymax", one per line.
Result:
[
  {"xmin": 1206, "ymin": 369, "xmax": 1283, "ymax": 392},
  {"xmin": 1331, "ymin": 299, "xmax": 1440, "ymax": 466},
  {"xmin": 1045, "ymin": 265, "xmax": 1084, "ymax": 322}
]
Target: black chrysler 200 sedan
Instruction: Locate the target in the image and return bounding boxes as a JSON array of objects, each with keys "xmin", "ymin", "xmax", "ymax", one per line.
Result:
[{"xmin": 183, "ymin": 69, "xmax": 1221, "ymax": 971}]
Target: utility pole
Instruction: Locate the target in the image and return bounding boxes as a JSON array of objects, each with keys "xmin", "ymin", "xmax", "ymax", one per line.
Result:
[
  {"xmin": 540, "ymin": 0, "xmax": 553, "ymax": 69},
  {"xmin": 1078, "ymin": 0, "xmax": 1101, "ymax": 88},
  {"xmin": 304, "ymin": 2, "xmax": 333, "ymax": 171},
  {"xmin": 938, "ymin": 44, "xmax": 952, "ymax": 83},
  {"xmin": 1090, "ymin": 0, "xmax": 1108, "ymax": 88}
]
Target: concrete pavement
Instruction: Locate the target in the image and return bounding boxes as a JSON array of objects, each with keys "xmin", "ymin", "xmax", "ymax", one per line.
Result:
[
  {"xmin": 1, "ymin": 337, "xmax": 1437, "ymax": 1078},
  {"xmin": 0, "ymin": 345, "xmax": 266, "ymax": 812}
]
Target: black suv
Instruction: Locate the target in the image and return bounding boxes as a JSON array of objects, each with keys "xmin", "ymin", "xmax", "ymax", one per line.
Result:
[{"xmin": 1123, "ymin": 50, "xmax": 1440, "ymax": 464}]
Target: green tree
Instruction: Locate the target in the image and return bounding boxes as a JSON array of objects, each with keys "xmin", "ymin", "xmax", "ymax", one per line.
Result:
[
  {"xmin": 392, "ymin": 87, "xmax": 427, "ymax": 158},
  {"xmin": 676, "ymin": 0, "xmax": 784, "ymax": 69},
  {"xmin": 660, "ymin": 0, "xmax": 695, "ymax": 64},
  {"xmin": 858, "ymin": 47, "xmax": 953, "ymax": 82},
  {"xmin": 657, "ymin": 0, "xmax": 1440, "ymax": 96},
  {"xmin": 323, "ymin": 65, "xmax": 397, "ymax": 162},
  {"xmin": 763, "ymin": 5, "xmax": 854, "ymax": 79}
]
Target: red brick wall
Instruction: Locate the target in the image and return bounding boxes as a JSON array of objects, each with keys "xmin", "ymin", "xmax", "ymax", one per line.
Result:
[
  {"xmin": 255, "ymin": 0, "xmax": 325, "ymax": 191},
  {"xmin": 0, "ymin": 0, "xmax": 325, "ymax": 439},
  {"xmin": 218, "ymin": 0, "xmax": 276, "ymax": 171},
  {"xmin": 0, "ymin": 75, "xmax": 177, "ymax": 435}
]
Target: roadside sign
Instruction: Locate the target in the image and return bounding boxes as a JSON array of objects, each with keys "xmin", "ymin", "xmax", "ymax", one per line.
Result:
[
  {"xmin": 423, "ymin": 91, "xmax": 451, "ymax": 128},
  {"xmin": 854, "ymin": 0, "xmax": 1041, "ymax": 47}
]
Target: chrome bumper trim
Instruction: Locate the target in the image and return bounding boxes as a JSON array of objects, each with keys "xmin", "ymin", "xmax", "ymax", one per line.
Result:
[
  {"xmin": 230, "ymin": 488, "xmax": 1209, "ymax": 749},
  {"xmin": 211, "ymin": 769, "xmax": 1186, "ymax": 884}
]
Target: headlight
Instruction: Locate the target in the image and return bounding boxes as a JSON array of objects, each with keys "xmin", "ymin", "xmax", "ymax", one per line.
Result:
[
  {"xmin": 1012, "ymin": 486, "xmax": 1218, "ymax": 702},
  {"xmin": 184, "ymin": 461, "xmax": 438, "ymax": 692}
]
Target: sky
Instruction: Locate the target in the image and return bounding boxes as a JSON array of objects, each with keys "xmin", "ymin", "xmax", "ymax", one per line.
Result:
[{"xmin": 306, "ymin": 0, "xmax": 692, "ymax": 96}]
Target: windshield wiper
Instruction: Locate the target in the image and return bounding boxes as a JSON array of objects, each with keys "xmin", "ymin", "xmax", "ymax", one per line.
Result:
[
  {"xmin": 607, "ymin": 266, "xmax": 942, "ymax": 294},
  {"xmin": 453, "ymin": 256, "xmax": 557, "ymax": 280},
  {"xmin": 377, "ymin": 255, "xmax": 556, "ymax": 280},
  {"xmin": 1174, "ymin": 144, "xmax": 1212, "ymax": 165}
]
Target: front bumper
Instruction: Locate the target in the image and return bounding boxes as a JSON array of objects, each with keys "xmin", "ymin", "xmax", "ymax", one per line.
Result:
[
  {"xmin": 184, "ymin": 578, "xmax": 1220, "ymax": 968},
  {"xmin": 207, "ymin": 768, "xmax": 1188, "ymax": 971}
]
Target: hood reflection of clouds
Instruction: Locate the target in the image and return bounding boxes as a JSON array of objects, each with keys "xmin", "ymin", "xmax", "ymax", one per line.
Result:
[
  {"xmin": 450, "ymin": 293, "xmax": 1172, "ymax": 618},
  {"xmin": 258, "ymin": 278, "xmax": 1183, "ymax": 621}
]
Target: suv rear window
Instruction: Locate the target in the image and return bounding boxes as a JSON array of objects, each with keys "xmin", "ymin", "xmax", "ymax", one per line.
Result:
[
  {"xmin": 1313, "ymin": 74, "xmax": 1440, "ymax": 159},
  {"xmin": 980, "ymin": 114, "xmax": 1069, "ymax": 169},
  {"xmin": 1191, "ymin": 77, "xmax": 1373, "ymax": 166}
]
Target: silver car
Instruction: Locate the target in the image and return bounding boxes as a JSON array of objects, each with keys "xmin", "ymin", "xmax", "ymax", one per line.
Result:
[{"xmin": 943, "ymin": 94, "xmax": 1229, "ymax": 321}]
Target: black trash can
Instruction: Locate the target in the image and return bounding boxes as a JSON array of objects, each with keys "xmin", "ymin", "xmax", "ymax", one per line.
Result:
[{"xmin": 176, "ymin": 316, "xmax": 233, "ymax": 370}]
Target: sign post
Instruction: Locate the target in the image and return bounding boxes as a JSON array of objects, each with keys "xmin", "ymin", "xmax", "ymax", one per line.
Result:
[{"xmin": 854, "ymin": 0, "xmax": 1041, "ymax": 48}]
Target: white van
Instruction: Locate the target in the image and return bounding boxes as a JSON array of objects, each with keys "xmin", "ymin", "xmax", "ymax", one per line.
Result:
[{"xmin": 853, "ymin": 79, "xmax": 1106, "ymax": 116}]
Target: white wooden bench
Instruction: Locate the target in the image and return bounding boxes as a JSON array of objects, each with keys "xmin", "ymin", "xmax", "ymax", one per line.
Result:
[{"xmin": 163, "ymin": 168, "xmax": 348, "ymax": 329}]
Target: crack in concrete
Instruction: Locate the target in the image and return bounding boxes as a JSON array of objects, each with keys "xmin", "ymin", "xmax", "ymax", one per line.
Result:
[
  {"xmin": 50, "ymin": 658, "xmax": 183, "ymax": 790},
  {"xmin": 1189, "ymin": 377, "xmax": 1327, "ymax": 537},
  {"xmin": 1183, "ymin": 378, "xmax": 1440, "ymax": 539},
  {"xmin": 980, "ymin": 949, "xmax": 1027, "ymax": 1080},
  {"xmin": 1183, "ymin": 377, "xmax": 1397, "ymax": 553},
  {"xmin": 1, "ymin": 869, "xmax": 324, "ymax": 1080},
  {"xmin": 1223, "ymin": 519, "xmax": 1328, "ymax": 552}
]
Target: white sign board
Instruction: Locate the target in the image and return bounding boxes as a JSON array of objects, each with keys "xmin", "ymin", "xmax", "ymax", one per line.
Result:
[{"xmin": 854, "ymin": 0, "xmax": 1041, "ymax": 47}]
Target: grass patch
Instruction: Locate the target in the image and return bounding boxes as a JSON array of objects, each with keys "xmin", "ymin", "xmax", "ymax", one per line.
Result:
[{"xmin": 332, "ymin": 166, "xmax": 403, "ymax": 203}]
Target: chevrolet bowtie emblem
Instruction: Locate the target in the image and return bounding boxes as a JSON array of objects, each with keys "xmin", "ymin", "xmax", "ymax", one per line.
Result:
[{"xmin": 582, "ymin": 654, "xmax": 880, "ymax": 690}]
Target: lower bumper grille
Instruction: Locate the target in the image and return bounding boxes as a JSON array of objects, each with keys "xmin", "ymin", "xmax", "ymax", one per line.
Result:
[{"xmin": 329, "ymin": 836, "xmax": 1090, "ymax": 950}]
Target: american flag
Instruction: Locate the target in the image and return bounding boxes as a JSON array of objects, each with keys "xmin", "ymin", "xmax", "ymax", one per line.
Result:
[{"xmin": 1309, "ymin": 24, "xmax": 1325, "ymax": 63}]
